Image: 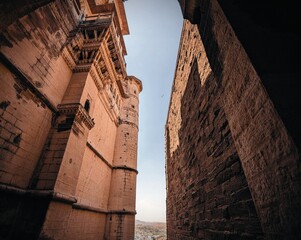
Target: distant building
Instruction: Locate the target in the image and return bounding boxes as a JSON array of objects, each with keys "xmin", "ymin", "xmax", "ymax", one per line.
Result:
[
  {"xmin": 0, "ymin": 0, "xmax": 142, "ymax": 239},
  {"xmin": 166, "ymin": 0, "xmax": 301, "ymax": 239}
]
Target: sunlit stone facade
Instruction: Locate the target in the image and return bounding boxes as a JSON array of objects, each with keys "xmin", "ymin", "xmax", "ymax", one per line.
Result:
[{"xmin": 0, "ymin": 0, "xmax": 142, "ymax": 239}]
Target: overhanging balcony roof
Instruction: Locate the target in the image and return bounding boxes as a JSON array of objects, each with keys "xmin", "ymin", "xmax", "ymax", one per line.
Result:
[
  {"xmin": 178, "ymin": 0, "xmax": 201, "ymax": 24},
  {"xmin": 87, "ymin": 0, "xmax": 129, "ymax": 35}
]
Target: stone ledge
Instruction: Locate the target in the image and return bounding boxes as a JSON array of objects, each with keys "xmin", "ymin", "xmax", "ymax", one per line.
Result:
[
  {"xmin": 73, "ymin": 202, "xmax": 108, "ymax": 214},
  {"xmin": 0, "ymin": 183, "xmax": 77, "ymax": 204},
  {"xmin": 113, "ymin": 165, "xmax": 138, "ymax": 174},
  {"xmin": 86, "ymin": 141, "xmax": 113, "ymax": 168},
  {"xmin": 86, "ymin": 142, "xmax": 138, "ymax": 174},
  {"xmin": 58, "ymin": 103, "xmax": 95, "ymax": 130},
  {"xmin": 110, "ymin": 210, "xmax": 137, "ymax": 215},
  {"xmin": 118, "ymin": 119, "xmax": 138, "ymax": 129},
  {"xmin": 73, "ymin": 202, "xmax": 136, "ymax": 215}
]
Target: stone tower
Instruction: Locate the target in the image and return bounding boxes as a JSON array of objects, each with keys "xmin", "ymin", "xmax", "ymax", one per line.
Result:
[
  {"xmin": 0, "ymin": 0, "xmax": 142, "ymax": 239},
  {"xmin": 107, "ymin": 76, "xmax": 142, "ymax": 239}
]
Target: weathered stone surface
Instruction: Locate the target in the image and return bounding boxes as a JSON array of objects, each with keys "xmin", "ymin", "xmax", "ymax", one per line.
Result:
[
  {"xmin": 0, "ymin": 63, "xmax": 53, "ymax": 189},
  {"xmin": 0, "ymin": 1, "xmax": 142, "ymax": 239},
  {"xmin": 167, "ymin": 0, "xmax": 301, "ymax": 239},
  {"xmin": 166, "ymin": 23, "xmax": 263, "ymax": 239}
]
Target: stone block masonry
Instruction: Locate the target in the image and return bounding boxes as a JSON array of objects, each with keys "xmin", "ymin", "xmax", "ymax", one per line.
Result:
[
  {"xmin": 0, "ymin": 0, "xmax": 142, "ymax": 239},
  {"xmin": 0, "ymin": 62, "xmax": 53, "ymax": 189},
  {"xmin": 166, "ymin": 25, "xmax": 262, "ymax": 238},
  {"xmin": 166, "ymin": 0, "xmax": 301, "ymax": 239}
]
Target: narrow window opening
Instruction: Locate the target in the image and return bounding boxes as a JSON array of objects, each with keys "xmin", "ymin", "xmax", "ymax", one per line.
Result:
[{"xmin": 84, "ymin": 99, "xmax": 90, "ymax": 113}]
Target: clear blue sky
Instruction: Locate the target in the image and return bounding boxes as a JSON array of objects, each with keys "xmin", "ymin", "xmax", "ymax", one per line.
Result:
[{"xmin": 123, "ymin": 0, "xmax": 183, "ymax": 222}]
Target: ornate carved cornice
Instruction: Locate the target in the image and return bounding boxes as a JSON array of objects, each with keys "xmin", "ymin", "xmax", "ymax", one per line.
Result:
[
  {"xmin": 62, "ymin": 17, "xmax": 126, "ymax": 95},
  {"xmin": 98, "ymin": 88, "xmax": 120, "ymax": 126},
  {"xmin": 61, "ymin": 18, "xmax": 128, "ymax": 127},
  {"xmin": 106, "ymin": 27, "xmax": 126, "ymax": 77},
  {"xmin": 73, "ymin": 64, "xmax": 92, "ymax": 72},
  {"xmin": 62, "ymin": 47, "xmax": 76, "ymax": 70},
  {"xmin": 127, "ymin": 75, "xmax": 143, "ymax": 93},
  {"xmin": 58, "ymin": 103, "xmax": 95, "ymax": 129},
  {"xmin": 89, "ymin": 64, "xmax": 104, "ymax": 91},
  {"xmin": 63, "ymin": 17, "xmax": 111, "ymax": 72}
]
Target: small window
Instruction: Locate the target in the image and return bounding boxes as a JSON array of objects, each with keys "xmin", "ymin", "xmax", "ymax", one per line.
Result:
[{"xmin": 84, "ymin": 99, "xmax": 90, "ymax": 113}]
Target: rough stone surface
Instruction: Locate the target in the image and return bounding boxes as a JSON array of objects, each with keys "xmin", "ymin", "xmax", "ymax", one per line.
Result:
[
  {"xmin": 167, "ymin": 0, "xmax": 301, "ymax": 238},
  {"xmin": 166, "ymin": 21, "xmax": 263, "ymax": 239},
  {"xmin": 0, "ymin": 64, "xmax": 52, "ymax": 188}
]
